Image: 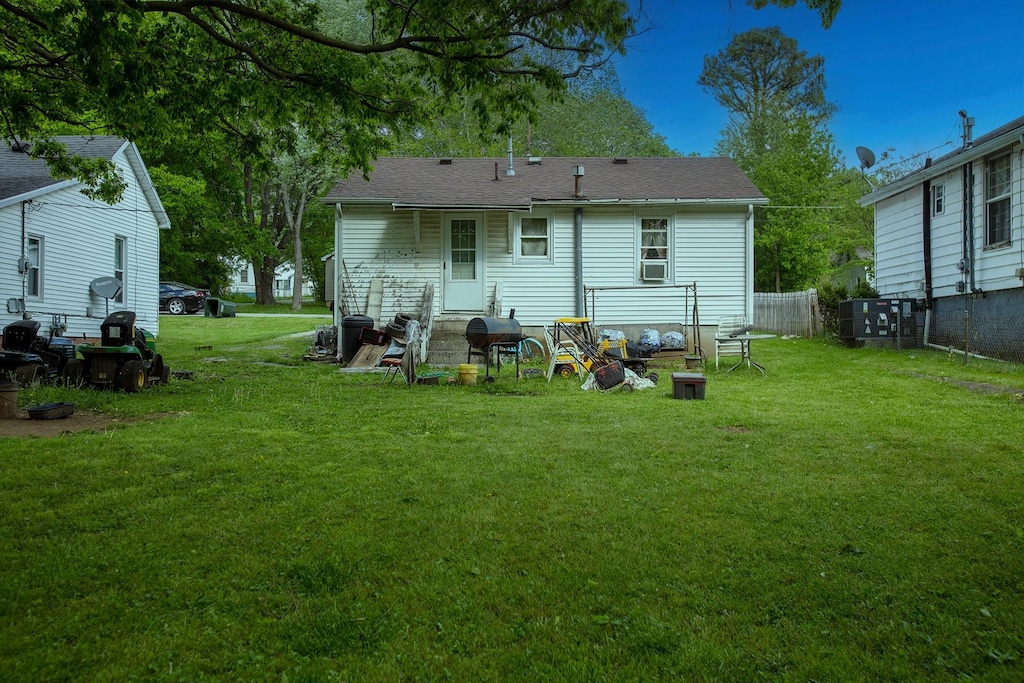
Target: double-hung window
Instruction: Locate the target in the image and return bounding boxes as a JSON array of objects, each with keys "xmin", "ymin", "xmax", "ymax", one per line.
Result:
[
  {"xmin": 516, "ymin": 211, "xmax": 552, "ymax": 263},
  {"xmin": 931, "ymin": 183, "xmax": 944, "ymax": 216},
  {"xmin": 985, "ymin": 153, "xmax": 1011, "ymax": 247},
  {"xmin": 639, "ymin": 216, "xmax": 670, "ymax": 282},
  {"xmin": 26, "ymin": 235, "xmax": 42, "ymax": 298},
  {"xmin": 114, "ymin": 236, "xmax": 126, "ymax": 303}
]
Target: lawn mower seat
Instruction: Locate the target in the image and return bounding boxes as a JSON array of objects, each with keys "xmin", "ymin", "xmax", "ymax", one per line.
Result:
[
  {"xmin": 3, "ymin": 320, "xmax": 41, "ymax": 352},
  {"xmin": 101, "ymin": 311, "xmax": 137, "ymax": 347}
]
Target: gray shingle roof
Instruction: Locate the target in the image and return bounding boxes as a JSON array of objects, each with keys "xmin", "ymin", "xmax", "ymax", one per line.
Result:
[
  {"xmin": 325, "ymin": 157, "xmax": 765, "ymax": 208},
  {"xmin": 0, "ymin": 136, "xmax": 128, "ymax": 201}
]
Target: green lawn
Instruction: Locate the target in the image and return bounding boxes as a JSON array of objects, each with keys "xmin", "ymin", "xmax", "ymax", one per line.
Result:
[{"xmin": 1, "ymin": 317, "xmax": 1022, "ymax": 681}]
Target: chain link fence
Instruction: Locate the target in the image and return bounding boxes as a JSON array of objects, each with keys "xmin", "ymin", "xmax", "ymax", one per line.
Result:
[
  {"xmin": 822, "ymin": 304, "xmax": 1024, "ymax": 365},
  {"xmin": 925, "ymin": 311, "xmax": 1024, "ymax": 364}
]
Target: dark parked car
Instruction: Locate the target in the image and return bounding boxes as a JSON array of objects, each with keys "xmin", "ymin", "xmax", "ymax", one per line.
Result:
[{"xmin": 159, "ymin": 282, "xmax": 210, "ymax": 315}]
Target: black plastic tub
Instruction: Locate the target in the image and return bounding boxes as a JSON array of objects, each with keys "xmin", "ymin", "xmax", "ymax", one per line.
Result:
[{"xmin": 27, "ymin": 402, "xmax": 76, "ymax": 420}]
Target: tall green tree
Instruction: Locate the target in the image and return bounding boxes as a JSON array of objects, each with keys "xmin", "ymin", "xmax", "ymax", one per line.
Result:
[
  {"xmin": 719, "ymin": 114, "xmax": 843, "ymax": 292},
  {"xmin": 701, "ymin": 26, "xmax": 868, "ymax": 292},
  {"xmin": 699, "ymin": 26, "xmax": 837, "ymax": 129}
]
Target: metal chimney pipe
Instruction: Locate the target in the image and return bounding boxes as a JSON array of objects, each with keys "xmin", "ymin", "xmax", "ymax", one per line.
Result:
[
  {"xmin": 572, "ymin": 165, "xmax": 585, "ymax": 198},
  {"xmin": 506, "ymin": 137, "xmax": 515, "ymax": 176},
  {"xmin": 959, "ymin": 110, "xmax": 974, "ymax": 148}
]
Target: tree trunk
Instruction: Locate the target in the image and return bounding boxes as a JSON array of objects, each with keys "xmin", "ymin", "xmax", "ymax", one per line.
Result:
[
  {"xmin": 283, "ymin": 191, "xmax": 307, "ymax": 312},
  {"xmin": 775, "ymin": 244, "xmax": 783, "ymax": 293},
  {"xmin": 253, "ymin": 255, "xmax": 279, "ymax": 305},
  {"xmin": 291, "ymin": 231, "xmax": 304, "ymax": 311}
]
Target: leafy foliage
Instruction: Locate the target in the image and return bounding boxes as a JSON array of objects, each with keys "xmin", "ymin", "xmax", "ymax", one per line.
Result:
[
  {"xmin": 702, "ymin": 26, "xmax": 871, "ymax": 292},
  {"xmin": 698, "ymin": 26, "xmax": 836, "ymax": 128},
  {"xmin": 391, "ymin": 69, "xmax": 675, "ymax": 158},
  {"xmin": 0, "ymin": 0, "xmax": 638, "ymax": 197}
]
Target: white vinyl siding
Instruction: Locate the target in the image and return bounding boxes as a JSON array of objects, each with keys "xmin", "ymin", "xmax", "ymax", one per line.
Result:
[
  {"xmin": 873, "ymin": 188, "xmax": 924, "ymax": 298},
  {"xmin": 871, "ymin": 141, "xmax": 1023, "ymax": 299},
  {"xmin": 334, "ymin": 203, "xmax": 754, "ymax": 328},
  {"xmin": 928, "ymin": 171, "xmax": 966, "ymax": 298},
  {"xmin": 0, "ymin": 145, "xmax": 162, "ymax": 337}
]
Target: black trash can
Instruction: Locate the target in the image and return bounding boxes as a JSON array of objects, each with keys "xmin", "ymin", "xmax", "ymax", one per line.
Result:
[{"xmin": 341, "ymin": 315, "xmax": 374, "ymax": 363}]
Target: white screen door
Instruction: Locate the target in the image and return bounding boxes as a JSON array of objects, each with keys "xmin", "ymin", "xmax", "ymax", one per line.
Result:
[{"xmin": 443, "ymin": 214, "xmax": 485, "ymax": 312}]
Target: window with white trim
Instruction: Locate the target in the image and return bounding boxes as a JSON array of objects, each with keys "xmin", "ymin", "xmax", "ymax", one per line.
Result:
[
  {"xmin": 114, "ymin": 236, "xmax": 126, "ymax": 303},
  {"xmin": 515, "ymin": 211, "xmax": 553, "ymax": 263},
  {"xmin": 931, "ymin": 183, "xmax": 944, "ymax": 216},
  {"xmin": 26, "ymin": 235, "xmax": 42, "ymax": 298},
  {"xmin": 985, "ymin": 153, "xmax": 1011, "ymax": 246},
  {"xmin": 638, "ymin": 216, "xmax": 670, "ymax": 282}
]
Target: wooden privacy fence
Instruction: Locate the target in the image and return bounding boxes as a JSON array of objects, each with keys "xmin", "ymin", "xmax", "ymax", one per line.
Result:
[{"xmin": 753, "ymin": 289, "xmax": 821, "ymax": 337}]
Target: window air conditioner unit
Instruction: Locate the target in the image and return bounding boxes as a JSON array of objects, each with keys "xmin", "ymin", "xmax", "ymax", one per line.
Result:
[{"xmin": 641, "ymin": 260, "xmax": 668, "ymax": 281}]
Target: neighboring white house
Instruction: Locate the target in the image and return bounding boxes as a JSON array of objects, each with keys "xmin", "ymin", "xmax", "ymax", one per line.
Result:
[
  {"xmin": 323, "ymin": 156, "xmax": 766, "ymax": 361},
  {"xmin": 858, "ymin": 114, "xmax": 1023, "ymax": 355},
  {"xmin": 228, "ymin": 260, "xmax": 314, "ymax": 300},
  {"xmin": 0, "ymin": 136, "xmax": 168, "ymax": 339}
]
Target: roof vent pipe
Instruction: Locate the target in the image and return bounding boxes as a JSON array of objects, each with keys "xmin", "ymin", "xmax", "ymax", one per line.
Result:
[
  {"xmin": 959, "ymin": 110, "xmax": 974, "ymax": 149},
  {"xmin": 573, "ymin": 165, "xmax": 585, "ymax": 198},
  {"xmin": 506, "ymin": 136, "xmax": 515, "ymax": 176}
]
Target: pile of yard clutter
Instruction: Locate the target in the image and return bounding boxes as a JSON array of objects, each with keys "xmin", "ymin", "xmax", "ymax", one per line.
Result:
[
  {"xmin": 581, "ymin": 362, "xmax": 656, "ymax": 393},
  {"xmin": 598, "ymin": 327, "xmax": 686, "ymax": 359},
  {"xmin": 575, "ymin": 327, "xmax": 688, "ymax": 392}
]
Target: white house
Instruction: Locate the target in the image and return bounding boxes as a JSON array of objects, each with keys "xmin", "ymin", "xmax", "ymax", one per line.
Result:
[
  {"xmin": 858, "ymin": 114, "xmax": 1024, "ymax": 356},
  {"xmin": 0, "ymin": 136, "xmax": 168, "ymax": 339},
  {"xmin": 323, "ymin": 156, "xmax": 766, "ymax": 361},
  {"xmin": 228, "ymin": 260, "xmax": 315, "ymax": 300}
]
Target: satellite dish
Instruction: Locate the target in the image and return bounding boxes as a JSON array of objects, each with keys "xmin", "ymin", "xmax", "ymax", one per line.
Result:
[
  {"xmin": 90, "ymin": 276, "xmax": 122, "ymax": 299},
  {"xmin": 856, "ymin": 146, "xmax": 876, "ymax": 170}
]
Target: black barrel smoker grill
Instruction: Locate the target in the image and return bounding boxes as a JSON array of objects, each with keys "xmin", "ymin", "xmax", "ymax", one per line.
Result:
[{"xmin": 464, "ymin": 310, "xmax": 525, "ymax": 381}]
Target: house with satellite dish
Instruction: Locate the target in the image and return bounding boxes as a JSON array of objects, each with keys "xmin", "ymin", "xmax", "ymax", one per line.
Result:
[
  {"xmin": 322, "ymin": 155, "xmax": 766, "ymax": 363},
  {"xmin": 0, "ymin": 136, "xmax": 168, "ymax": 339},
  {"xmin": 858, "ymin": 113, "xmax": 1024, "ymax": 356}
]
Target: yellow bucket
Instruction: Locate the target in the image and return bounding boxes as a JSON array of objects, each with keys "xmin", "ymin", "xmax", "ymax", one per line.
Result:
[{"xmin": 457, "ymin": 363, "xmax": 478, "ymax": 385}]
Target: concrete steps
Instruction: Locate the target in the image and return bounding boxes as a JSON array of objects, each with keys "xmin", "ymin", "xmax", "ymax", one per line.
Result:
[{"xmin": 426, "ymin": 316, "xmax": 472, "ymax": 367}]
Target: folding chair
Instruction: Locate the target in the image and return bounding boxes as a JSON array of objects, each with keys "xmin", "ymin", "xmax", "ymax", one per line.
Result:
[
  {"xmin": 380, "ymin": 356, "xmax": 405, "ymax": 384},
  {"xmin": 715, "ymin": 315, "xmax": 749, "ymax": 369},
  {"xmin": 546, "ymin": 340, "xmax": 588, "ymax": 381}
]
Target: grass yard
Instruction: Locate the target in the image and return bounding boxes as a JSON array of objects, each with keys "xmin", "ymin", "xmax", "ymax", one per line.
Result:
[{"xmin": 1, "ymin": 316, "xmax": 1023, "ymax": 681}]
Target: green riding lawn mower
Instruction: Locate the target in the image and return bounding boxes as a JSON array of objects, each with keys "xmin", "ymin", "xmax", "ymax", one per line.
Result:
[{"xmin": 67, "ymin": 311, "xmax": 169, "ymax": 392}]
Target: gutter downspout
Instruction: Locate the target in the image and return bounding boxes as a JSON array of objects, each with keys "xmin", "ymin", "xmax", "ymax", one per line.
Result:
[
  {"xmin": 574, "ymin": 207, "xmax": 584, "ymax": 317},
  {"xmin": 21, "ymin": 201, "xmax": 27, "ymax": 310},
  {"xmin": 922, "ymin": 180, "xmax": 933, "ymax": 309},
  {"xmin": 746, "ymin": 204, "xmax": 755, "ymax": 322},
  {"xmin": 966, "ymin": 161, "xmax": 978, "ymax": 293},
  {"xmin": 334, "ymin": 204, "xmax": 344, "ymax": 359}
]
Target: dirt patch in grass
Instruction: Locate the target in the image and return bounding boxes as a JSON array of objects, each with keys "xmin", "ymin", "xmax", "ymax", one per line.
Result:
[
  {"xmin": 0, "ymin": 410, "xmax": 166, "ymax": 438},
  {"xmin": 916, "ymin": 373, "xmax": 1024, "ymax": 398}
]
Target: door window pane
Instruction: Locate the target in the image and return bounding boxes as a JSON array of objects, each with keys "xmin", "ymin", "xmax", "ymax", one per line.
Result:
[{"xmin": 450, "ymin": 219, "xmax": 476, "ymax": 280}]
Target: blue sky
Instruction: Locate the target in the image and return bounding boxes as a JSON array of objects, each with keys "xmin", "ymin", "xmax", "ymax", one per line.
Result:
[{"xmin": 612, "ymin": 0, "xmax": 1024, "ymax": 171}]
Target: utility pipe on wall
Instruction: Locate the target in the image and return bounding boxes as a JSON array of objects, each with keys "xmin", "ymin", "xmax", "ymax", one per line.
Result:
[
  {"xmin": 966, "ymin": 161, "xmax": 978, "ymax": 293},
  {"xmin": 921, "ymin": 180, "xmax": 933, "ymax": 308},
  {"xmin": 574, "ymin": 207, "xmax": 584, "ymax": 317}
]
